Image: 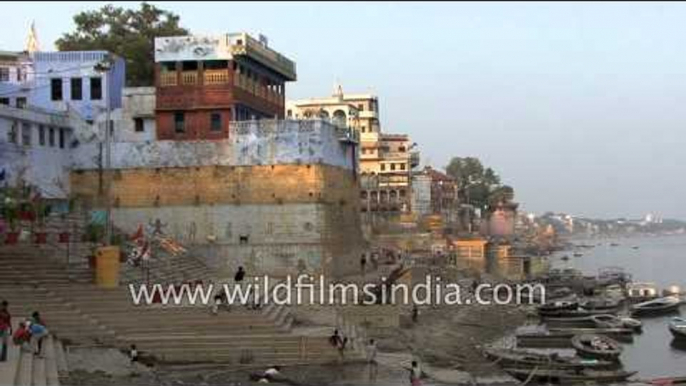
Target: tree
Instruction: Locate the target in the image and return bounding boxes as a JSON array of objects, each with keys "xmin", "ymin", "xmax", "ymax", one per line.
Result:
[
  {"xmin": 56, "ymin": 3, "xmax": 189, "ymax": 86},
  {"xmin": 445, "ymin": 156, "xmax": 514, "ymax": 210}
]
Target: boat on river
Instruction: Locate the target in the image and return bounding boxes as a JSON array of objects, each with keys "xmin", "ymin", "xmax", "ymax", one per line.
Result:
[
  {"xmin": 591, "ymin": 314, "xmax": 642, "ymax": 332},
  {"xmin": 668, "ymin": 317, "xmax": 686, "ymax": 340},
  {"xmin": 540, "ymin": 308, "xmax": 613, "ymax": 318},
  {"xmin": 503, "ymin": 368, "xmax": 637, "ymax": 384},
  {"xmin": 538, "ymin": 297, "xmax": 579, "ymax": 315},
  {"xmin": 548, "ymin": 327, "xmax": 634, "ymax": 342},
  {"xmin": 571, "ymin": 334, "xmax": 623, "ymax": 361},
  {"xmin": 580, "ymin": 297, "xmax": 621, "ymax": 313},
  {"xmin": 483, "ymin": 347, "xmax": 617, "ymax": 370},
  {"xmin": 630, "ymin": 296, "xmax": 682, "ymax": 317}
]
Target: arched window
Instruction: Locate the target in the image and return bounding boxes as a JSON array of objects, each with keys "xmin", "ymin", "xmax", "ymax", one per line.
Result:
[{"xmin": 332, "ymin": 110, "xmax": 346, "ymax": 127}]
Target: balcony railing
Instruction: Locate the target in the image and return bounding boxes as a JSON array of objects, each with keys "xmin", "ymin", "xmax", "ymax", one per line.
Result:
[
  {"xmin": 159, "ymin": 72, "xmax": 178, "ymax": 87},
  {"xmin": 203, "ymin": 69, "xmax": 230, "ymax": 85},
  {"xmin": 181, "ymin": 71, "xmax": 198, "ymax": 85}
]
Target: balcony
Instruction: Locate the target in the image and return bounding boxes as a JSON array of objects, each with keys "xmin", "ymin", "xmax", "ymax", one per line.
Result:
[
  {"xmin": 181, "ymin": 71, "xmax": 198, "ymax": 85},
  {"xmin": 203, "ymin": 69, "xmax": 230, "ymax": 85},
  {"xmin": 358, "ymin": 110, "xmax": 379, "ymax": 119},
  {"xmin": 159, "ymin": 72, "xmax": 178, "ymax": 87}
]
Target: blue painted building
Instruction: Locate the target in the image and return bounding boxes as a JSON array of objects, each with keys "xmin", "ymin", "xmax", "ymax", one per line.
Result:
[
  {"xmin": 29, "ymin": 51, "xmax": 125, "ymax": 121},
  {"xmin": 0, "ymin": 50, "xmax": 32, "ymax": 108}
]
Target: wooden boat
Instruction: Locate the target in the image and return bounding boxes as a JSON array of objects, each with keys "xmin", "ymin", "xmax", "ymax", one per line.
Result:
[
  {"xmin": 571, "ymin": 334, "xmax": 623, "ymax": 361},
  {"xmin": 580, "ymin": 297, "xmax": 621, "ymax": 312},
  {"xmin": 561, "ymin": 255, "xmax": 570, "ymax": 261},
  {"xmin": 482, "ymin": 348, "xmax": 617, "ymax": 370},
  {"xmin": 544, "ymin": 314, "xmax": 597, "ymax": 328},
  {"xmin": 590, "ymin": 314, "xmax": 642, "ymax": 332},
  {"xmin": 631, "ymin": 296, "xmax": 682, "ymax": 317},
  {"xmin": 540, "ymin": 308, "xmax": 611, "ymax": 318},
  {"xmin": 669, "ymin": 317, "xmax": 686, "ymax": 340},
  {"xmin": 516, "ymin": 332, "xmax": 577, "ymax": 348},
  {"xmin": 538, "ymin": 297, "xmax": 579, "ymax": 315},
  {"xmin": 503, "ymin": 368, "xmax": 637, "ymax": 384},
  {"xmin": 573, "ymin": 252, "xmax": 583, "ymax": 257},
  {"xmin": 620, "ymin": 317, "xmax": 643, "ymax": 332},
  {"xmin": 598, "ymin": 266, "xmax": 632, "ymax": 287},
  {"xmin": 548, "ymin": 327, "xmax": 634, "ymax": 342}
]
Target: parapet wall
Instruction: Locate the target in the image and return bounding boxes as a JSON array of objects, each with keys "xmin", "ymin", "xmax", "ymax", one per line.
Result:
[
  {"xmin": 71, "ymin": 119, "xmax": 357, "ymax": 171},
  {"xmin": 71, "ymin": 163, "xmax": 363, "ymax": 277}
]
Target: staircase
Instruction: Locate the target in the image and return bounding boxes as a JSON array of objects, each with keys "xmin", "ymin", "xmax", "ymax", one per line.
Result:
[
  {"xmin": 0, "ymin": 318, "xmax": 69, "ymax": 386},
  {"xmin": 0, "ymin": 214, "xmax": 351, "ymax": 375}
]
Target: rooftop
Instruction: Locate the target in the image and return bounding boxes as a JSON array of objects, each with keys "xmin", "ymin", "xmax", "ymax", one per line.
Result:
[{"xmin": 154, "ymin": 33, "xmax": 296, "ymax": 81}]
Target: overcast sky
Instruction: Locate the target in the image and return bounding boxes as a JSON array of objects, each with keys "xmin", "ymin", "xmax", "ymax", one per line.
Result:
[{"xmin": 2, "ymin": 2, "xmax": 685, "ymax": 220}]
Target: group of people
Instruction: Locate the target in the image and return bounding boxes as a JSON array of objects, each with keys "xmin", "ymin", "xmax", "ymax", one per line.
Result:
[{"xmin": 0, "ymin": 301, "xmax": 49, "ymax": 361}]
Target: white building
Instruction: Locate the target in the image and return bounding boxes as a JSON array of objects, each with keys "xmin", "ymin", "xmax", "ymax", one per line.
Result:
[{"xmin": 0, "ymin": 104, "xmax": 93, "ymax": 200}]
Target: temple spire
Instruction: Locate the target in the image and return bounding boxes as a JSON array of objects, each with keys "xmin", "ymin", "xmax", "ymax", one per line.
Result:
[
  {"xmin": 333, "ymin": 78, "xmax": 344, "ymax": 100},
  {"xmin": 26, "ymin": 21, "xmax": 40, "ymax": 53}
]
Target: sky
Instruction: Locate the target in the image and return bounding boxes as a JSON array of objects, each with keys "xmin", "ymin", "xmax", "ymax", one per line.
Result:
[{"xmin": 2, "ymin": 2, "xmax": 686, "ymax": 220}]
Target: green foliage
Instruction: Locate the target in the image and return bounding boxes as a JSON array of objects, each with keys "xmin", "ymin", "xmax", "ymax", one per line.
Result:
[
  {"xmin": 55, "ymin": 2, "xmax": 189, "ymax": 86},
  {"xmin": 445, "ymin": 157, "xmax": 514, "ymax": 210},
  {"xmin": 85, "ymin": 223, "xmax": 105, "ymax": 243}
]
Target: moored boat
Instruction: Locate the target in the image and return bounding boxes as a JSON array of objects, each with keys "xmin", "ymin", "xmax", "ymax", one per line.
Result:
[
  {"xmin": 503, "ymin": 368, "xmax": 637, "ymax": 384},
  {"xmin": 482, "ymin": 347, "xmax": 617, "ymax": 370},
  {"xmin": 571, "ymin": 334, "xmax": 623, "ymax": 361},
  {"xmin": 631, "ymin": 296, "xmax": 682, "ymax": 317},
  {"xmin": 580, "ymin": 297, "xmax": 621, "ymax": 313},
  {"xmin": 668, "ymin": 317, "xmax": 686, "ymax": 340},
  {"xmin": 590, "ymin": 314, "xmax": 641, "ymax": 331},
  {"xmin": 540, "ymin": 308, "xmax": 611, "ymax": 318},
  {"xmin": 549, "ymin": 327, "xmax": 634, "ymax": 342},
  {"xmin": 538, "ymin": 297, "xmax": 579, "ymax": 315}
]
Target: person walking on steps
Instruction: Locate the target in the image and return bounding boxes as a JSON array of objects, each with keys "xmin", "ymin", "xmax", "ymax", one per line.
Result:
[
  {"xmin": 409, "ymin": 360, "xmax": 423, "ymax": 386},
  {"xmin": 0, "ymin": 300, "xmax": 11, "ymax": 362}
]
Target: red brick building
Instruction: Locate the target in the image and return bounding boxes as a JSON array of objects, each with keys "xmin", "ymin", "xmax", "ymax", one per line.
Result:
[{"xmin": 154, "ymin": 33, "xmax": 297, "ymax": 140}]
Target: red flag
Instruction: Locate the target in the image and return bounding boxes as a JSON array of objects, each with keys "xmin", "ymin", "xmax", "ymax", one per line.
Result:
[{"xmin": 130, "ymin": 224, "xmax": 143, "ymax": 241}]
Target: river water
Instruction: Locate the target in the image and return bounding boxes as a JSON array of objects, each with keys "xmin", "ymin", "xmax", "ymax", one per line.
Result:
[{"xmin": 552, "ymin": 234, "xmax": 686, "ymax": 379}]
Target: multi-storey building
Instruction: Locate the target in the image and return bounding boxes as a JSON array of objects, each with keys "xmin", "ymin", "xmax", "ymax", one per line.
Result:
[
  {"xmin": 0, "ymin": 51, "xmax": 32, "ymax": 109},
  {"xmin": 30, "ymin": 51, "xmax": 125, "ymax": 121},
  {"xmin": 411, "ymin": 166, "xmax": 459, "ymax": 225},
  {"xmin": 154, "ymin": 33, "xmax": 296, "ymax": 140},
  {"xmin": 0, "ymin": 104, "xmax": 91, "ymax": 202},
  {"xmin": 287, "ymin": 86, "xmax": 418, "ymax": 222}
]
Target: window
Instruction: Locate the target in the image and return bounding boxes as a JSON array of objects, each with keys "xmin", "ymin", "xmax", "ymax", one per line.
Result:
[
  {"xmin": 71, "ymin": 78, "xmax": 83, "ymax": 100},
  {"xmin": 134, "ymin": 118, "xmax": 144, "ymax": 132},
  {"xmin": 391, "ymin": 163, "xmax": 396, "ymax": 171},
  {"xmin": 0, "ymin": 98, "xmax": 9, "ymax": 105},
  {"xmin": 399, "ymin": 146, "xmax": 406, "ymax": 152},
  {"xmin": 21, "ymin": 122, "xmax": 31, "ymax": 146},
  {"xmin": 51, "ymin": 78, "xmax": 63, "ymax": 101},
  {"xmin": 210, "ymin": 112, "xmax": 222, "ymax": 131},
  {"xmin": 58, "ymin": 128, "xmax": 65, "ymax": 148},
  {"xmin": 400, "ymin": 163, "xmax": 406, "ymax": 171},
  {"xmin": 358, "ymin": 104, "xmax": 364, "ymax": 111},
  {"xmin": 16, "ymin": 97, "xmax": 26, "ymax": 109},
  {"xmin": 360, "ymin": 126, "xmax": 366, "ymax": 133},
  {"xmin": 174, "ymin": 112, "xmax": 185, "ymax": 133},
  {"xmin": 8, "ymin": 121, "xmax": 18, "ymax": 143},
  {"xmin": 90, "ymin": 77, "xmax": 102, "ymax": 100},
  {"xmin": 48, "ymin": 128, "xmax": 55, "ymax": 147},
  {"xmin": 400, "ymin": 189, "xmax": 406, "ymax": 197},
  {"xmin": 38, "ymin": 125, "xmax": 45, "ymax": 146},
  {"xmin": 381, "ymin": 164, "xmax": 386, "ymax": 171},
  {"xmin": 0, "ymin": 68, "xmax": 9, "ymax": 82},
  {"xmin": 16, "ymin": 68, "xmax": 22, "ymax": 82}
]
